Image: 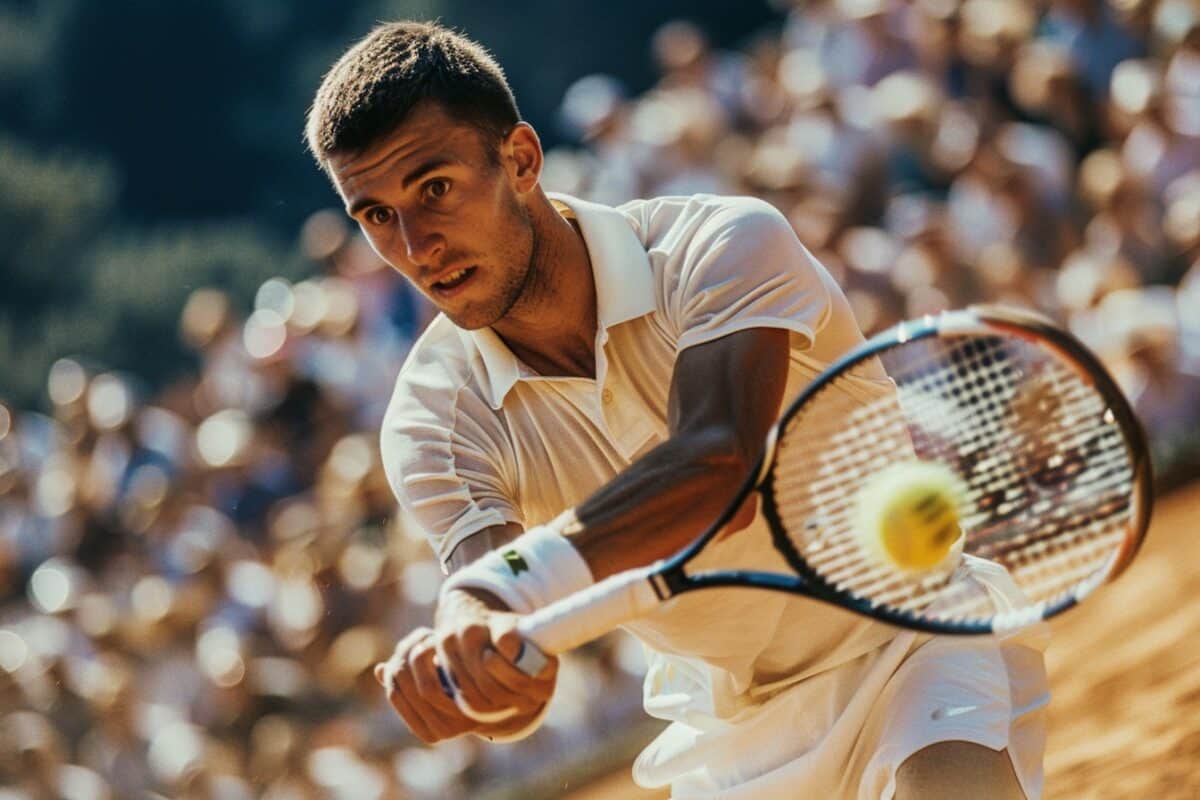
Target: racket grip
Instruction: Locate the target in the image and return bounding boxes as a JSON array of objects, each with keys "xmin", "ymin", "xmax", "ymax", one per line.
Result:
[{"xmin": 512, "ymin": 564, "xmax": 664, "ymax": 674}]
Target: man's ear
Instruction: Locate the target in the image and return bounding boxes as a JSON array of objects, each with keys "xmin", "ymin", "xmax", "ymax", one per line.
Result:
[{"xmin": 503, "ymin": 123, "xmax": 543, "ymax": 194}]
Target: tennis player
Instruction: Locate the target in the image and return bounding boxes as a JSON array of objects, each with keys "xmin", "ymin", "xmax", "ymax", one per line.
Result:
[{"xmin": 307, "ymin": 21, "xmax": 1049, "ymax": 800}]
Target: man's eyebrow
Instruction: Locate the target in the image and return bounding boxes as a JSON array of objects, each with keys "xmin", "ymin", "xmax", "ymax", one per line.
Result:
[
  {"xmin": 401, "ymin": 157, "xmax": 454, "ymax": 190},
  {"xmin": 347, "ymin": 196, "xmax": 382, "ymax": 217}
]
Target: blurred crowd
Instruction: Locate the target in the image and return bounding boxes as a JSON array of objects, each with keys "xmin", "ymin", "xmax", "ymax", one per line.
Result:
[
  {"xmin": 549, "ymin": 0, "xmax": 1200, "ymax": 459},
  {"xmin": 0, "ymin": 216, "xmax": 645, "ymax": 799},
  {"xmin": 3, "ymin": 0, "xmax": 1200, "ymax": 797}
]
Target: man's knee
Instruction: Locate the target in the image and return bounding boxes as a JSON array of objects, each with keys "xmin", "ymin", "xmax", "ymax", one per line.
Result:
[{"xmin": 893, "ymin": 740, "xmax": 1025, "ymax": 800}]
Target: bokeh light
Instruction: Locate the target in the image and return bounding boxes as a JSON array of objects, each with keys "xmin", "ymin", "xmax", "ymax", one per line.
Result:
[
  {"xmin": 57, "ymin": 763, "xmax": 111, "ymax": 800},
  {"xmin": 328, "ymin": 434, "xmax": 373, "ymax": 484},
  {"xmin": 288, "ymin": 280, "xmax": 327, "ymax": 334},
  {"xmin": 226, "ymin": 560, "xmax": 275, "ymax": 609},
  {"xmin": 130, "ymin": 575, "xmax": 173, "ymax": 623},
  {"xmin": 300, "ymin": 209, "xmax": 350, "ymax": 261},
  {"xmin": 308, "ymin": 746, "xmax": 386, "ymax": 800},
  {"xmin": 1111, "ymin": 59, "xmax": 1162, "ymax": 117},
  {"xmin": 74, "ymin": 592, "xmax": 118, "ymax": 639},
  {"xmin": 47, "ymin": 358, "xmax": 88, "ymax": 407},
  {"xmin": 255, "ymin": 277, "xmax": 296, "ymax": 319},
  {"xmin": 243, "ymin": 308, "xmax": 289, "ymax": 361},
  {"xmin": 394, "ymin": 747, "xmax": 460, "ymax": 797},
  {"xmin": 86, "ymin": 373, "xmax": 133, "ymax": 431},
  {"xmin": 401, "ymin": 560, "xmax": 443, "ymax": 607},
  {"xmin": 319, "ymin": 277, "xmax": 359, "ymax": 337},
  {"xmin": 269, "ymin": 576, "xmax": 323, "ymax": 649},
  {"xmin": 338, "ymin": 540, "xmax": 386, "ymax": 591},
  {"xmin": 29, "ymin": 558, "xmax": 79, "ymax": 614},
  {"xmin": 0, "ymin": 629, "xmax": 28, "ymax": 673},
  {"xmin": 34, "ymin": 455, "xmax": 77, "ymax": 517},
  {"xmin": 197, "ymin": 626, "xmax": 246, "ymax": 688},
  {"xmin": 180, "ymin": 288, "xmax": 231, "ymax": 350},
  {"xmin": 147, "ymin": 720, "xmax": 206, "ymax": 784},
  {"xmin": 196, "ymin": 409, "xmax": 253, "ymax": 468}
]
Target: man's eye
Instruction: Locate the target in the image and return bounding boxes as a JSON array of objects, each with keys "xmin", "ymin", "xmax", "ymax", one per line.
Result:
[
  {"xmin": 366, "ymin": 207, "xmax": 393, "ymax": 225},
  {"xmin": 424, "ymin": 179, "xmax": 450, "ymax": 201}
]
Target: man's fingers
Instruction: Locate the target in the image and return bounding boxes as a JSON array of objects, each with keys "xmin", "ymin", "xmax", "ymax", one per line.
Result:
[
  {"xmin": 376, "ymin": 628, "xmax": 478, "ymax": 743},
  {"xmin": 382, "ymin": 678, "xmax": 434, "ymax": 742},
  {"xmin": 380, "ymin": 655, "xmax": 444, "ymax": 742},
  {"xmin": 384, "ymin": 678, "xmax": 461, "ymax": 744},
  {"xmin": 409, "ymin": 643, "xmax": 470, "ymax": 718},
  {"xmin": 481, "ymin": 648, "xmax": 557, "ymax": 703},
  {"xmin": 377, "ymin": 625, "xmax": 435, "ymax": 682},
  {"xmin": 438, "ymin": 634, "xmax": 521, "ymax": 713},
  {"xmin": 482, "ymin": 633, "xmax": 556, "ymax": 700},
  {"xmin": 376, "ymin": 628, "xmax": 426, "ymax": 693},
  {"xmin": 492, "ymin": 628, "xmax": 557, "ymax": 678}
]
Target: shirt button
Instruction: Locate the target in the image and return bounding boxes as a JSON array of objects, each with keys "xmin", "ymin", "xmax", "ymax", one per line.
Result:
[{"xmin": 601, "ymin": 388, "xmax": 614, "ymax": 405}]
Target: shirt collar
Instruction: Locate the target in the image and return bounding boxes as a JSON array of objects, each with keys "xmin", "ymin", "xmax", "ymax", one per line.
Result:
[{"xmin": 461, "ymin": 192, "xmax": 655, "ymax": 409}]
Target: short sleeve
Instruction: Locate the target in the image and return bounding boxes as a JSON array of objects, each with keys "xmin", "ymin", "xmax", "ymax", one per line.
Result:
[
  {"xmin": 381, "ymin": 355, "xmax": 522, "ymax": 567},
  {"xmin": 661, "ymin": 196, "xmax": 832, "ymax": 353}
]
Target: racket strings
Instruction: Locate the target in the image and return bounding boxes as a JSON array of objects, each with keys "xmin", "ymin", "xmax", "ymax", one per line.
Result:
[
  {"xmin": 896, "ymin": 349, "xmax": 1133, "ymax": 570},
  {"xmin": 771, "ymin": 334, "xmax": 1136, "ymax": 624}
]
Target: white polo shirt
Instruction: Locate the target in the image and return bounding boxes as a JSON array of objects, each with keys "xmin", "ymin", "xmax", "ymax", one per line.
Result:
[{"xmin": 381, "ymin": 193, "xmax": 1048, "ymax": 799}]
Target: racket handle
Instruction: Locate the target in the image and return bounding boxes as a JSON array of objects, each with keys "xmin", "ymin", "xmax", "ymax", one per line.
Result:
[
  {"xmin": 435, "ymin": 565, "xmax": 665, "ymax": 715},
  {"xmin": 511, "ymin": 564, "xmax": 665, "ymax": 676}
]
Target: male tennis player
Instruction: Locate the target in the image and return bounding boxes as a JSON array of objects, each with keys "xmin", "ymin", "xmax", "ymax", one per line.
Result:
[{"xmin": 307, "ymin": 21, "xmax": 1048, "ymax": 799}]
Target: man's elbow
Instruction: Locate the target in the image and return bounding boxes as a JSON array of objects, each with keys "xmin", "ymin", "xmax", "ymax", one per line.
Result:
[
  {"xmin": 688, "ymin": 425, "xmax": 760, "ymax": 483},
  {"xmin": 686, "ymin": 426, "xmax": 762, "ymax": 536}
]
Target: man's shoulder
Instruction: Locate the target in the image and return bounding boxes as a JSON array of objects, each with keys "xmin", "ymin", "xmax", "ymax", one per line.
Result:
[
  {"xmin": 384, "ymin": 315, "xmax": 477, "ymax": 423},
  {"xmin": 398, "ymin": 313, "xmax": 471, "ymax": 380},
  {"xmin": 618, "ymin": 193, "xmax": 790, "ymax": 250}
]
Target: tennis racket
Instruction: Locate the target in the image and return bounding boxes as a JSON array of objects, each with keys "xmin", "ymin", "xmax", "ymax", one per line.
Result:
[{"xmin": 444, "ymin": 304, "xmax": 1152, "ymax": 716}]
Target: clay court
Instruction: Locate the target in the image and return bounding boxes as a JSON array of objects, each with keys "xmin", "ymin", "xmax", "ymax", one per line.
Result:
[{"xmin": 567, "ymin": 482, "xmax": 1200, "ymax": 800}]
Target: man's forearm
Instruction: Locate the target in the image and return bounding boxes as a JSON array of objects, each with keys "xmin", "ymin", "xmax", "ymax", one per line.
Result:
[
  {"xmin": 571, "ymin": 329, "xmax": 789, "ymax": 581},
  {"xmin": 570, "ymin": 427, "xmax": 757, "ymax": 579}
]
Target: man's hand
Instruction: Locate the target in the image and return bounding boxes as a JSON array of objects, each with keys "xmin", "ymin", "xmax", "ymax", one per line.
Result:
[
  {"xmin": 375, "ymin": 589, "xmax": 558, "ymax": 744},
  {"xmin": 375, "ymin": 626, "xmax": 480, "ymax": 743},
  {"xmin": 432, "ymin": 588, "xmax": 558, "ymax": 724}
]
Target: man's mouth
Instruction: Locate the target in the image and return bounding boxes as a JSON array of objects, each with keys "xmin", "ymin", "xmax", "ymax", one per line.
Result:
[{"xmin": 431, "ymin": 266, "xmax": 476, "ymax": 294}]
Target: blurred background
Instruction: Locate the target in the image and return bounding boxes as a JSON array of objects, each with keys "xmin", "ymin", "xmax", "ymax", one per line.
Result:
[{"xmin": 1, "ymin": 0, "xmax": 1199, "ymax": 798}]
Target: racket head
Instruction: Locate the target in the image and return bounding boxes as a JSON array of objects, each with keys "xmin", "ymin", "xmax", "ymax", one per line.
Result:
[{"xmin": 760, "ymin": 305, "xmax": 1152, "ymax": 635}]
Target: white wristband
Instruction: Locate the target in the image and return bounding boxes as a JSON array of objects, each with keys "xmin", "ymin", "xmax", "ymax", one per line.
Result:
[{"xmin": 440, "ymin": 510, "xmax": 593, "ymax": 613}]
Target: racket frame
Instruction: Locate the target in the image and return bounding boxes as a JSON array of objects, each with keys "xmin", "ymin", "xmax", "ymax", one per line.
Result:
[{"xmin": 651, "ymin": 305, "xmax": 1152, "ymax": 635}]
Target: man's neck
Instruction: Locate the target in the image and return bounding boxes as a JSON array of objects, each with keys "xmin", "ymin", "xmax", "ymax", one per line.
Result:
[{"xmin": 491, "ymin": 194, "xmax": 599, "ymax": 379}]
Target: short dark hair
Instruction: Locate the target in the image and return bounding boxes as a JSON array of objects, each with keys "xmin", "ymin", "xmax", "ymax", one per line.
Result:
[{"xmin": 306, "ymin": 21, "xmax": 520, "ymax": 166}]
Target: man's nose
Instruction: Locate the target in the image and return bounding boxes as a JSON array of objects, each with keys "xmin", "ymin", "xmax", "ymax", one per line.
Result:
[{"xmin": 398, "ymin": 212, "xmax": 445, "ymax": 265}]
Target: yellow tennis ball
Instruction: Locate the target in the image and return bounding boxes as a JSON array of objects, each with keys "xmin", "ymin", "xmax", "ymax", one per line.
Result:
[{"xmin": 855, "ymin": 460, "xmax": 965, "ymax": 573}]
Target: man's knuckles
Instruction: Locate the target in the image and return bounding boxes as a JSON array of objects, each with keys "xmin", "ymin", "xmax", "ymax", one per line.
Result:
[
  {"xmin": 449, "ymin": 621, "xmax": 492, "ymax": 651},
  {"xmin": 491, "ymin": 628, "xmax": 524, "ymax": 662}
]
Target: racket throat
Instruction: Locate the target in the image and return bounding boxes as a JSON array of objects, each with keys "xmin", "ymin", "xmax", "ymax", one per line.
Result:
[{"xmin": 653, "ymin": 569, "xmax": 687, "ymax": 599}]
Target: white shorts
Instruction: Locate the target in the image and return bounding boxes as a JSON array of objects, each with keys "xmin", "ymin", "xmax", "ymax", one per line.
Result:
[{"xmin": 632, "ymin": 561, "xmax": 1051, "ymax": 799}]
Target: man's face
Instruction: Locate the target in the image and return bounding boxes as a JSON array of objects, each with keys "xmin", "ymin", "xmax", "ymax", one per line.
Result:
[{"xmin": 329, "ymin": 103, "xmax": 536, "ymax": 330}]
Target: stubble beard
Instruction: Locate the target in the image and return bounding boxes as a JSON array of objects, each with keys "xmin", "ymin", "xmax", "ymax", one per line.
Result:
[{"xmin": 452, "ymin": 199, "xmax": 542, "ymax": 331}]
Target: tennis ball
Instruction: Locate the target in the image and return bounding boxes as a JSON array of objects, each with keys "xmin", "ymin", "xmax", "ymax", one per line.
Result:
[{"xmin": 855, "ymin": 460, "xmax": 965, "ymax": 573}]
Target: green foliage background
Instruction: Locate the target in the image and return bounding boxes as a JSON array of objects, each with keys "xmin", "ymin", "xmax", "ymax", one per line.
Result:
[{"xmin": 0, "ymin": 0, "xmax": 779, "ymax": 409}]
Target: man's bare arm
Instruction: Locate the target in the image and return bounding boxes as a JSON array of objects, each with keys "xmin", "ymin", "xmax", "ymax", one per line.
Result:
[
  {"xmin": 446, "ymin": 521, "xmax": 525, "ymax": 574},
  {"xmin": 570, "ymin": 326, "xmax": 789, "ymax": 579}
]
